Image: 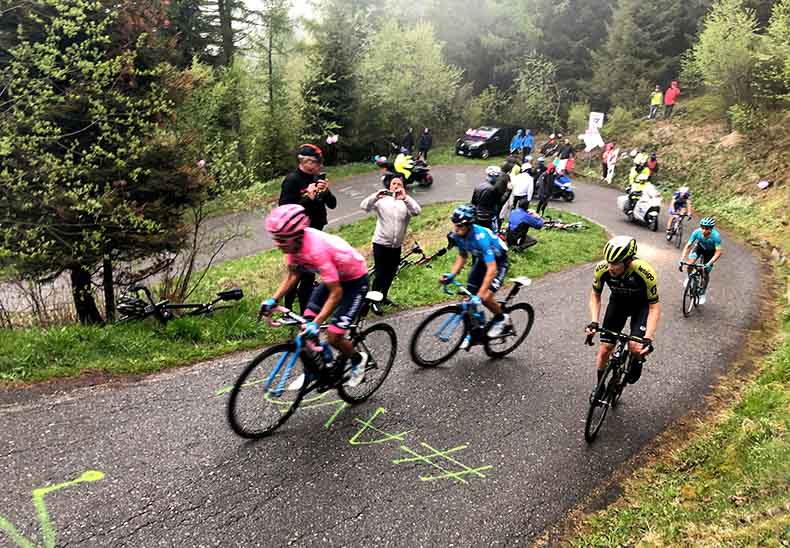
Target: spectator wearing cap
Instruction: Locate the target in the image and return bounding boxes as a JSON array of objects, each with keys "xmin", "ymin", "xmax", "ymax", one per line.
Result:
[
  {"xmin": 360, "ymin": 174, "xmax": 421, "ymax": 306},
  {"xmin": 278, "ymin": 143, "xmax": 338, "ymax": 312}
]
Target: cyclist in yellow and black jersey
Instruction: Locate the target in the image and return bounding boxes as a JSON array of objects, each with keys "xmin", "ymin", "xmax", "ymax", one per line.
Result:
[{"xmin": 585, "ymin": 236, "xmax": 661, "ymax": 395}]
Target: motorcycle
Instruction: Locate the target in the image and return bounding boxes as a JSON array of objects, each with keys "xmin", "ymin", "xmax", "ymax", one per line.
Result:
[
  {"xmin": 616, "ymin": 182, "xmax": 661, "ymax": 231},
  {"xmin": 374, "ymin": 152, "xmax": 433, "ymax": 188},
  {"xmin": 550, "ymin": 173, "xmax": 575, "ymax": 202}
]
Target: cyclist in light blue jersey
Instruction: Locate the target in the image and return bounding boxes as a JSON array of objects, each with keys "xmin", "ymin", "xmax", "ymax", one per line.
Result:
[
  {"xmin": 441, "ymin": 204, "xmax": 511, "ymax": 343},
  {"xmin": 679, "ymin": 216, "xmax": 722, "ymax": 305}
]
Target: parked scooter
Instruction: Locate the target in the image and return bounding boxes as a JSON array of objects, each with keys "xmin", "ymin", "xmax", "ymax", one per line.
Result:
[
  {"xmin": 616, "ymin": 182, "xmax": 661, "ymax": 231},
  {"xmin": 550, "ymin": 173, "xmax": 575, "ymax": 202}
]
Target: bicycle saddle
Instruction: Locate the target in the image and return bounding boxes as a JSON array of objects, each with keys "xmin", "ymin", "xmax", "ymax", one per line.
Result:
[
  {"xmin": 217, "ymin": 288, "xmax": 243, "ymax": 301},
  {"xmin": 510, "ymin": 276, "xmax": 532, "ymax": 287},
  {"xmin": 365, "ymin": 291, "xmax": 384, "ymax": 303}
]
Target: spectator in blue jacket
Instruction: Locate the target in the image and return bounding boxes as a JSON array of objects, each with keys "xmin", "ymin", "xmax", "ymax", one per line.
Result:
[
  {"xmin": 510, "ymin": 129, "xmax": 525, "ymax": 156},
  {"xmin": 523, "ymin": 129, "xmax": 534, "ymax": 158}
]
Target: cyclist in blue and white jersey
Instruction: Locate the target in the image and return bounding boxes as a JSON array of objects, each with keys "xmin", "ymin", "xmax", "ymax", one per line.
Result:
[
  {"xmin": 441, "ymin": 204, "xmax": 511, "ymax": 343},
  {"xmin": 665, "ymin": 185, "xmax": 693, "ymax": 236},
  {"xmin": 679, "ymin": 216, "xmax": 722, "ymax": 305}
]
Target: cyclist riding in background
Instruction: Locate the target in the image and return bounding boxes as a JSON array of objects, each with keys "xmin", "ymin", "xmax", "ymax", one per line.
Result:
[
  {"xmin": 665, "ymin": 185, "xmax": 693, "ymax": 236},
  {"xmin": 442, "ymin": 204, "xmax": 511, "ymax": 349},
  {"xmin": 679, "ymin": 217, "xmax": 722, "ymax": 305},
  {"xmin": 261, "ymin": 204, "xmax": 369, "ymax": 387},
  {"xmin": 585, "ymin": 236, "xmax": 661, "ymax": 398}
]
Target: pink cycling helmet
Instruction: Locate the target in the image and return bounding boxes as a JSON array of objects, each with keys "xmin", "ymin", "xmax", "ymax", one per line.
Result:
[{"xmin": 265, "ymin": 204, "xmax": 309, "ymax": 242}]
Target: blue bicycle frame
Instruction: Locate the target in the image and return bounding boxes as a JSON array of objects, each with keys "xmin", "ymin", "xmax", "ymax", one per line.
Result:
[
  {"xmin": 433, "ymin": 280, "xmax": 486, "ymax": 342},
  {"xmin": 262, "ymin": 335, "xmax": 305, "ymax": 397}
]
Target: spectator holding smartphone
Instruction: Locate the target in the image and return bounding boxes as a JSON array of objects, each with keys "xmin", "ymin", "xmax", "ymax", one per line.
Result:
[
  {"xmin": 278, "ymin": 144, "xmax": 338, "ymax": 312},
  {"xmin": 360, "ymin": 173, "xmax": 422, "ymax": 306}
]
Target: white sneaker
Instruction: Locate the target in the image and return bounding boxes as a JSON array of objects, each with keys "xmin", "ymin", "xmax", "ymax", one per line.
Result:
[
  {"xmin": 698, "ymin": 293, "xmax": 707, "ymax": 305},
  {"xmin": 683, "ymin": 278, "xmax": 688, "ymax": 288},
  {"xmin": 345, "ymin": 352, "xmax": 368, "ymax": 388},
  {"xmin": 459, "ymin": 335, "xmax": 472, "ymax": 351},
  {"xmin": 487, "ymin": 314, "xmax": 511, "ymax": 338},
  {"xmin": 286, "ymin": 373, "xmax": 305, "ymax": 391}
]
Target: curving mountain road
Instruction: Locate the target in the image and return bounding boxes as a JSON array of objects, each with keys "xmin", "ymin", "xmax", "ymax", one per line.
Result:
[{"xmin": 0, "ymin": 166, "xmax": 762, "ymax": 547}]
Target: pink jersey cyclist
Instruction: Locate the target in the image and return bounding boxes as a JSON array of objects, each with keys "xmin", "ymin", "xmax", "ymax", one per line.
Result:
[{"xmin": 286, "ymin": 228, "xmax": 368, "ymax": 284}]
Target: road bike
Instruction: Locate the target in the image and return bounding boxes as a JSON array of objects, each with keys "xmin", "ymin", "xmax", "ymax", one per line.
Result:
[
  {"xmin": 409, "ymin": 277, "xmax": 534, "ymax": 366},
  {"xmin": 367, "ymin": 241, "xmax": 448, "ymax": 282},
  {"xmin": 117, "ymin": 284, "xmax": 243, "ymax": 325},
  {"xmin": 680, "ymin": 261, "xmax": 706, "ymax": 317},
  {"xmin": 226, "ymin": 291, "xmax": 396, "ymax": 439},
  {"xmin": 666, "ymin": 213, "xmax": 691, "ymax": 249},
  {"xmin": 583, "ymin": 326, "xmax": 650, "ymax": 443},
  {"xmin": 542, "ymin": 217, "xmax": 589, "ymax": 231}
]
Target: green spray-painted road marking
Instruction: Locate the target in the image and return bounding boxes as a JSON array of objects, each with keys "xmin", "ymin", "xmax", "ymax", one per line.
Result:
[
  {"xmin": 349, "ymin": 407, "xmax": 411, "ymax": 446},
  {"xmin": 393, "ymin": 443, "xmax": 493, "ymax": 483},
  {"xmin": 0, "ymin": 470, "xmax": 105, "ymax": 548}
]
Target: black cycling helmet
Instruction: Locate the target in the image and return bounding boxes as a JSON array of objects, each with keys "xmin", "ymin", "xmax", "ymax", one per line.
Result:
[
  {"xmin": 451, "ymin": 204, "xmax": 476, "ymax": 226},
  {"xmin": 603, "ymin": 236, "xmax": 637, "ymax": 264}
]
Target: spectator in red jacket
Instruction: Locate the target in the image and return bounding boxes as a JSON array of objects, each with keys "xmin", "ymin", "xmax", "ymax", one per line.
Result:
[{"xmin": 664, "ymin": 81, "xmax": 681, "ymax": 119}]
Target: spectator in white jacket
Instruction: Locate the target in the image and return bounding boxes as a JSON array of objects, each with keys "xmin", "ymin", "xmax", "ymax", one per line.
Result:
[{"xmin": 360, "ymin": 174, "xmax": 421, "ymax": 305}]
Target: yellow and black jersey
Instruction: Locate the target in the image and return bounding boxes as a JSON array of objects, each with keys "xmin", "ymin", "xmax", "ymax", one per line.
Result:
[{"xmin": 592, "ymin": 258, "xmax": 659, "ymax": 304}]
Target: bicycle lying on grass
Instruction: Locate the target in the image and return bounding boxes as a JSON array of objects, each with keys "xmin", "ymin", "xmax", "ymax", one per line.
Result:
[
  {"xmin": 226, "ymin": 291, "xmax": 396, "ymax": 439},
  {"xmin": 583, "ymin": 326, "xmax": 651, "ymax": 443},
  {"xmin": 367, "ymin": 241, "xmax": 448, "ymax": 282},
  {"xmin": 541, "ymin": 217, "xmax": 589, "ymax": 231},
  {"xmin": 679, "ymin": 261, "xmax": 706, "ymax": 317},
  {"xmin": 117, "ymin": 285, "xmax": 243, "ymax": 325},
  {"xmin": 409, "ymin": 277, "xmax": 534, "ymax": 366}
]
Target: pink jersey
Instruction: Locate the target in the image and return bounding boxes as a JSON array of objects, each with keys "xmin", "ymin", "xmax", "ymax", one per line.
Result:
[{"xmin": 286, "ymin": 228, "xmax": 367, "ymax": 283}]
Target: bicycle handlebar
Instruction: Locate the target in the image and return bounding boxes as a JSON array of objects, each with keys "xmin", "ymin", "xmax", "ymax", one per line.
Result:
[
  {"xmin": 441, "ymin": 279, "xmax": 473, "ymax": 297},
  {"xmin": 262, "ymin": 306, "xmax": 324, "ymax": 352},
  {"xmin": 679, "ymin": 261, "xmax": 705, "ymax": 269},
  {"xmin": 584, "ymin": 325, "xmax": 649, "ymax": 347}
]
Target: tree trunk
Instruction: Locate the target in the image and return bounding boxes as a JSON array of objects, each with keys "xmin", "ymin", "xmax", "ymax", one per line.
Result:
[
  {"xmin": 103, "ymin": 256, "xmax": 115, "ymax": 322},
  {"xmin": 268, "ymin": 29, "xmax": 274, "ymax": 107},
  {"xmin": 71, "ymin": 266, "xmax": 103, "ymax": 325},
  {"xmin": 218, "ymin": 0, "xmax": 235, "ymax": 66}
]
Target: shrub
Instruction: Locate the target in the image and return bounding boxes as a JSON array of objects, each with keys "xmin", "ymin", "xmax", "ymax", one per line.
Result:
[
  {"xmin": 728, "ymin": 103, "xmax": 767, "ymax": 133},
  {"xmin": 567, "ymin": 101, "xmax": 591, "ymax": 134}
]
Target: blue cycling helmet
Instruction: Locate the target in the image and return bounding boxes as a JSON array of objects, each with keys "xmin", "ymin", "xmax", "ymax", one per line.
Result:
[
  {"xmin": 451, "ymin": 204, "xmax": 476, "ymax": 226},
  {"xmin": 700, "ymin": 217, "xmax": 716, "ymax": 228}
]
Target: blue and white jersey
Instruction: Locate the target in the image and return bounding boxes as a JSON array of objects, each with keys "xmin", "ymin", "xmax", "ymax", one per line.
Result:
[
  {"xmin": 687, "ymin": 228, "xmax": 722, "ymax": 252},
  {"xmin": 672, "ymin": 190, "xmax": 690, "ymax": 209},
  {"xmin": 451, "ymin": 224, "xmax": 508, "ymax": 263}
]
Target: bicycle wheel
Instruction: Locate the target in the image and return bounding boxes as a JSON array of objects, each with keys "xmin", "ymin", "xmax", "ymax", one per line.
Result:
[
  {"xmin": 675, "ymin": 219, "xmax": 684, "ymax": 249},
  {"xmin": 409, "ymin": 305, "xmax": 469, "ymax": 367},
  {"xmin": 484, "ymin": 302, "xmax": 535, "ymax": 358},
  {"xmin": 682, "ymin": 275, "xmax": 697, "ymax": 317},
  {"xmin": 227, "ymin": 343, "xmax": 310, "ymax": 439},
  {"xmin": 585, "ymin": 364, "xmax": 617, "ymax": 443},
  {"xmin": 338, "ymin": 324, "xmax": 397, "ymax": 403}
]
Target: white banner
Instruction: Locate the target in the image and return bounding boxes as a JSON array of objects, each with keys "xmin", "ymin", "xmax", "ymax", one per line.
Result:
[{"xmin": 589, "ymin": 112, "xmax": 605, "ymax": 129}]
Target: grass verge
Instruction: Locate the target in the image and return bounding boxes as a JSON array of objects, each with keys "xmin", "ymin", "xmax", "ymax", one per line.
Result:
[
  {"xmin": 566, "ymin": 95, "xmax": 790, "ymax": 546},
  {"xmin": 0, "ymin": 203, "xmax": 605, "ymax": 384}
]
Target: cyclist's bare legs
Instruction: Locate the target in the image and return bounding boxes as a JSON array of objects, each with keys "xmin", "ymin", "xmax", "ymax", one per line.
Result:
[
  {"xmin": 666, "ymin": 207, "xmax": 686, "ymax": 231},
  {"xmin": 596, "ymin": 343, "xmax": 615, "ymax": 371},
  {"xmin": 326, "ymin": 331, "xmax": 353, "ymax": 357},
  {"xmin": 481, "ymin": 292, "xmax": 503, "ymax": 316}
]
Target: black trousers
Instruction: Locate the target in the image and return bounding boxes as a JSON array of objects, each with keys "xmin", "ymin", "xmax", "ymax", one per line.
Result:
[
  {"xmin": 283, "ymin": 271, "xmax": 316, "ymax": 314},
  {"xmin": 536, "ymin": 196, "xmax": 549, "ymax": 216},
  {"xmin": 372, "ymin": 243, "xmax": 401, "ymax": 300}
]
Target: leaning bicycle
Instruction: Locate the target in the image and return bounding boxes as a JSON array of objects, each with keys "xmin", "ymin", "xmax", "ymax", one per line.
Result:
[
  {"xmin": 117, "ymin": 284, "xmax": 243, "ymax": 325},
  {"xmin": 583, "ymin": 326, "xmax": 650, "ymax": 443},
  {"xmin": 409, "ymin": 277, "xmax": 534, "ymax": 366},
  {"xmin": 679, "ymin": 261, "xmax": 705, "ymax": 317},
  {"xmin": 367, "ymin": 242, "xmax": 448, "ymax": 287},
  {"xmin": 227, "ymin": 292, "xmax": 396, "ymax": 439}
]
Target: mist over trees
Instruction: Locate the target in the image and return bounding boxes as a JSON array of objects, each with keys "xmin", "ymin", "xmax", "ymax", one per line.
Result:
[{"xmin": 2, "ymin": 0, "xmax": 788, "ymax": 323}]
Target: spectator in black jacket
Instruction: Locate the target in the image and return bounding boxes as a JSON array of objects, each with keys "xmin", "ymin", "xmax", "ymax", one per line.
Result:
[
  {"xmin": 402, "ymin": 127, "xmax": 415, "ymax": 154},
  {"xmin": 472, "ymin": 166, "xmax": 504, "ymax": 231},
  {"xmin": 417, "ymin": 128, "xmax": 432, "ymax": 161},
  {"xmin": 277, "ymin": 143, "xmax": 338, "ymax": 312}
]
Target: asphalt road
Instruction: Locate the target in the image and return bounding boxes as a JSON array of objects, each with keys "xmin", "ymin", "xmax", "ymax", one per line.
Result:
[{"xmin": 0, "ymin": 165, "xmax": 762, "ymax": 547}]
